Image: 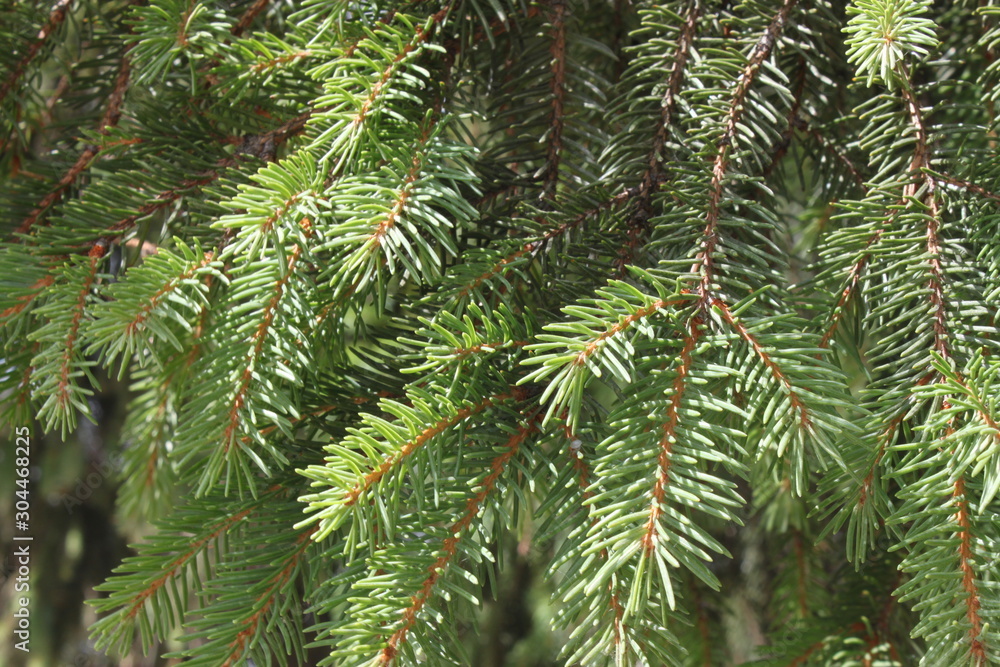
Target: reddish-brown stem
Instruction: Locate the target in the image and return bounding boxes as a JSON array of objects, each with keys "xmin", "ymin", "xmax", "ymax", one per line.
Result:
[
  {"xmin": 575, "ymin": 297, "xmax": 686, "ymax": 367},
  {"xmin": 693, "ymin": 0, "xmax": 798, "ymax": 297},
  {"xmin": 18, "ymin": 51, "xmax": 133, "ymax": 235},
  {"xmin": 1, "ymin": 275, "xmax": 55, "ymax": 319},
  {"xmin": 762, "ymin": 59, "xmax": 807, "ymax": 181},
  {"xmin": 900, "ymin": 82, "xmax": 949, "ymax": 359},
  {"xmin": 819, "ymin": 226, "xmax": 882, "ymax": 349},
  {"xmin": 124, "ymin": 252, "xmax": 215, "ymax": 338},
  {"xmin": 642, "ymin": 316, "xmax": 701, "ymax": 553},
  {"xmin": 934, "ymin": 173, "xmax": 1000, "ymax": 204},
  {"xmin": 223, "ymin": 221, "xmax": 311, "ymax": 452},
  {"xmin": 0, "ymin": 0, "xmax": 74, "ymax": 106},
  {"xmin": 245, "ymin": 402, "xmax": 363, "ymax": 445},
  {"xmin": 125, "ymin": 504, "xmax": 260, "ymax": 618},
  {"xmin": 250, "ymin": 50, "xmax": 312, "ymax": 72},
  {"xmin": 221, "ymin": 526, "xmax": 318, "ymax": 667},
  {"xmin": 231, "ymin": 0, "xmax": 271, "ymax": 37},
  {"xmin": 55, "ymin": 244, "xmax": 105, "ymax": 413},
  {"xmin": 456, "ymin": 188, "xmax": 634, "ymax": 300},
  {"xmin": 647, "ymin": 1, "xmax": 698, "ymax": 186},
  {"xmin": 380, "ymin": 419, "xmax": 538, "ymax": 662},
  {"xmin": 369, "ymin": 122, "xmax": 435, "ymax": 250},
  {"xmin": 954, "ymin": 477, "xmax": 988, "ymax": 663},
  {"xmin": 857, "ymin": 414, "xmax": 902, "ymax": 508},
  {"xmin": 352, "ymin": 6, "xmax": 452, "ymax": 128},
  {"xmin": 562, "ymin": 421, "xmax": 626, "ymax": 647},
  {"xmin": 21, "ymin": 97, "xmax": 309, "ymax": 244},
  {"xmin": 99, "ymin": 174, "xmax": 219, "ymax": 241},
  {"xmin": 542, "ymin": 0, "xmax": 567, "ymax": 198},
  {"xmin": 344, "ymin": 391, "xmax": 515, "ymax": 506},
  {"xmin": 712, "ymin": 297, "xmax": 811, "ymax": 430},
  {"xmin": 616, "ymin": 2, "xmax": 699, "ymax": 275},
  {"xmin": 13, "ymin": 342, "xmax": 40, "ymax": 412}
]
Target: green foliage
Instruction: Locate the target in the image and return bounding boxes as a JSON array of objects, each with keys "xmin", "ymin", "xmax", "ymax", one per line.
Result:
[
  {"xmin": 844, "ymin": 0, "xmax": 938, "ymax": 89},
  {"xmin": 3, "ymin": 0, "xmax": 1000, "ymax": 665}
]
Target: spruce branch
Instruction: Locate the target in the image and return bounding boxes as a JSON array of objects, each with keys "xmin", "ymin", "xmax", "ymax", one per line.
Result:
[
  {"xmin": 17, "ymin": 49, "xmax": 134, "ymax": 235},
  {"xmin": 377, "ymin": 418, "xmax": 540, "ymax": 664},
  {"xmin": 615, "ymin": 1, "xmax": 699, "ymax": 275},
  {"xmin": 952, "ymin": 477, "xmax": 988, "ymax": 663},
  {"xmin": 28, "ymin": 242, "xmax": 106, "ymax": 436},
  {"xmin": 6, "ymin": 1, "xmax": 1000, "ymax": 664},
  {"xmin": 899, "ymin": 79, "xmax": 949, "ymax": 360},
  {"xmin": 0, "ymin": 0, "xmax": 74, "ymax": 107},
  {"xmin": 90, "ymin": 489, "xmax": 285, "ymax": 655},
  {"xmin": 693, "ymin": 0, "xmax": 798, "ymax": 298},
  {"xmin": 541, "ymin": 0, "xmax": 567, "ymax": 199},
  {"xmin": 452, "ymin": 187, "xmax": 633, "ymax": 304},
  {"xmin": 298, "ymin": 386, "xmax": 521, "ymax": 539},
  {"xmin": 231, "ymin": 0, "xmax": 272, "ymax": 37}
]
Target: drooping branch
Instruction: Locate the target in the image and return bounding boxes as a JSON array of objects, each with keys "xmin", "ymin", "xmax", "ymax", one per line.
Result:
[
  {"xmin": 560, "ymin": 421, "xmax": 627, "ymax": 649},
  {"xmin": 573, "ymin": 296, "xmax": 686, "ymax": 366},
  {"xmin": 641, "ymin": 315, "xmax": 701, "ymax": 554},
  {"xmin": 616, "ymin": 1, "xmax": 699, "ymax": 274},
  {"xmin": 0, "ymin": 0, "xmax": 74, "ymax": 106},
  {"xmin": 343, "ymin": 390, "xmax": 516, "ymax": 506},
  {"xmin": 711, "ymin": 297, "xmax": 811, "ymax": 430},
  {"xmin": 857, "ymin": 414, "xmax": 902, "ymax": 509},
  {"xmin": 542, "ymin": 0, "xmax": 567, "ymax": 198},
  {"xmin": 456, "ymin": 188, "xmax": 635, "ymax": 300},
  {"xmin": 55, "ymin": 243, "xmax": 105, "ymax": 414},
  {"xmin": 819, "ymin": 225, "xmax": 882, "ymax": 349},
  {"xmin": 220, "ymin": 526, "xmax": 318, "ymax": 667},
  {"xmin": 954, "ymin": 477, "xmax": 988, "ymax": 662},
  {"xmin": 644, "ymin": 1, "xmax": 698, "ymax": 193},
  {"xmin": 352, "ymin": 5, "xmax": 453, "ymax": 129},
  {"xmin": 223, "ymin": 219, "xmax": 312, "ymax": 453},
  {"xmin": 124, "ymin": 504, "xmax": 259, "ymax": 619},
  {"xmin": 900, "ymin": 81, "xmax": 949, "ymax": 359},
  {"xmin": 379, "ymin": 419, "xmax": 539, "ymax": 663},
  {"xmin": 123, "ymin": 254, "xmax": 214, "ymax": 339},
  {"xmin": 693, "ymin": 0, "xmax": 798, "ymax": 298},
  {"xmin": 18, "ymin": 50, "xmax": 133, "ymax": 234},
  {"xmin": 368, "ymin": 123, "xmax": 435, "ymax": 251},
  {"xmin": 762, "ymin": 59, "xmax": 807, "ymax": 180}
]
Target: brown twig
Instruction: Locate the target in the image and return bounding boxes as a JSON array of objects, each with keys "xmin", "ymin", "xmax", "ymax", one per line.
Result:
[
  {"xmin": 18, "ymin": 50, "xmax": 134, "ymax": 235},
  {"xmin": 616, "ymin": 1, "xmax": 699, "ymax": 275},
  {"xmin": 231, "ymin": 0, "xmax": 271, "ymax": 37},
  {"xmin": 692, "ymin": 0, "xmax": 798, "ymax": 299},
  {"xmin": 900, "ymin": 80, "xmax": 949, "ymax": 359},
  {"xmin": 0, "ymin": 0, "xmax": 74, "ymax": 106},
  {"xmin": 542, "ymin": 0, "xmax": 567, "ymax": 199}
]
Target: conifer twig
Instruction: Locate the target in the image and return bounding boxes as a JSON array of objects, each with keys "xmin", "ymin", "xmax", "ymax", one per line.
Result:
[{"xmin": 0, "ymin": 0, "xmax": 74, "ymax": 106}]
